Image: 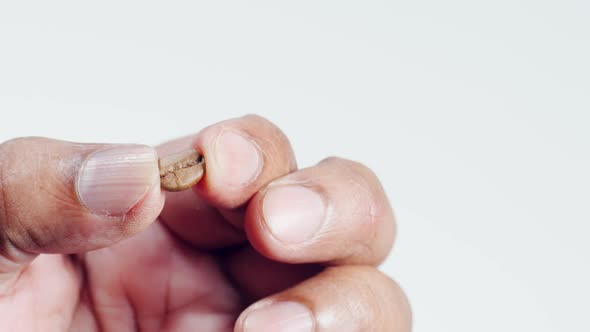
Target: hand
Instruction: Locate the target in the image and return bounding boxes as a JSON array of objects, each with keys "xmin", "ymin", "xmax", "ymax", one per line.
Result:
[{"xmin": 0, "ymin": 115, "xmax": 411, "ymax": 331}]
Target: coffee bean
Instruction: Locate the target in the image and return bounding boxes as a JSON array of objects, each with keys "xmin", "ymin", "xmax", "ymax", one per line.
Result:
[{"xmin": 158, "ymin": 149, "xmax": 204, "ymax": 191}]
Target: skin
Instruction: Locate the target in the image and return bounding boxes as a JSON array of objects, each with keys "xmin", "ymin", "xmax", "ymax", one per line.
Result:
[{"xmin": 0, "ymin": 115, "xmax": 412, "ymax": 331}]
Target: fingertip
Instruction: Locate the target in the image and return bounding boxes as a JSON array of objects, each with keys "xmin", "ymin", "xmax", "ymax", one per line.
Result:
[
  {"xmin": 244, "ymin": 182, "xmax": 329, "ymax": 263},
  {"xmin": 0, "ymin": 139, "xmax": 165, "ymax": 258},
  {"xmin": 74, "ymin": 144, "xmax": 165, "ymax": 243},
  {"xmin": 192, "ymin": 115, "xmax": 296, "ymax": 211},
  {"xmin": 76, "ymin": 145, "xmax": 160, "ymax": 217},
  {"xmin": 193, "ymin": 126, "xmax": 264, "ymax": 209},
  {"xmin": 244, "ymin": 157, "xmax": 397, "ymax": 266},
  {"xmin": 235, "ymin": 266, "xmax": 412, "ymax": 332}
]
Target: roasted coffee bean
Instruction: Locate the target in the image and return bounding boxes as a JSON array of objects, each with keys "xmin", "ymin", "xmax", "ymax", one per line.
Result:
[{"xmin": 158, "ymin": 149, "xmax": 205, "ymax": 191}]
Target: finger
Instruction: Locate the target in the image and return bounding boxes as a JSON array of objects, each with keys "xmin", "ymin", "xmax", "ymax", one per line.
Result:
[
  {"xmin": 158, "ymin": 115, "xmax": 297, "ymax": 247},
  {"xmin": 245, "ymin": 157, "xmax": 396, "ymax": 265},
  {"xmin": 234, "ymin": 266, "xmax": 412, "ymax": 332},
  {"xmin": 194, "ymin": 114, "xmax": 297, "ymax": 213},
  {"xmin": 0, "ymin": 137, "xmax": 164, "ymax": 274},
  {"xmin": 157, "ymin": 135, "xmax": 245, "ymax": 249}
]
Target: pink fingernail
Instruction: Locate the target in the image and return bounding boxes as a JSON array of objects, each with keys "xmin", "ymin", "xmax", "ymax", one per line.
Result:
[
  {"xmin": 242, "ymin": 302, "xmax": 314, "ymax": 332},
  {"xmin": 263, "ymin": 185, "xmax": 326, "ymax": 244},
  {"xmin": 215, "ymin": 131, "xmax": 262, "ymax": 187},
  {"xmin": 77, "ymin": 145, "xmax": 158, "ymax": 216}
]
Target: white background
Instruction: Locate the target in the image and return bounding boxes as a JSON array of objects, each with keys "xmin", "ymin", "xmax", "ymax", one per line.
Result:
[{"xmin": 1, "ymin": 1, "xmax": 589, "ymax": 331}]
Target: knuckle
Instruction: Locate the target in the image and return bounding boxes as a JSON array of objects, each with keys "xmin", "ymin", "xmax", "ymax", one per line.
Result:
[
  {"xmin": 1, "ymin": 137, "xmax": 26, "ymax": 151},
  {"xmin": 239, "ymin": 114, "xmax": 296, "ymax": 172},
  {"xmin": 1, "ymin": 136, "xmax": 45, "ymax": 152},
  {"xmin": 323, "ymin": 267, "xmax": 389, "ymax": 318},
  {"xmin": 318, "ymin": 155, "xmax": 343, "ymax": 165},
  {"xmin": 318, "ymin": 156, "xmax": 396, "ymax": 263},
  {"xmin": 0, "ymin": 137, "xmax": 60, "ymax": 254},
  {"xmin": 319, "ymin": 156, "xmax": 384, "ymax": 209},
  {"xmin": 241, "ymin": 113, "xmax": 270, "ymax": 123},
  {"xmin": 319, "ymin": 157, "xmax": 379, "ymax": 183},
  {"xmin": 241, "ymin": 114, "xmax": 282, "ymax": 132},
  {"xmin": 241, "ymin": 114, "xmax": 288, "ymax": 141},
  {"xmin": 326, "ymin": 266, "xmax": 411, "ymax": 330},
  {"xmin": 0, "ymin": 141, "xmax": 29, "ymax": 260},
  {"xmin": 0, "ymin": 140, "xmax": 16, "ymax": 227}
]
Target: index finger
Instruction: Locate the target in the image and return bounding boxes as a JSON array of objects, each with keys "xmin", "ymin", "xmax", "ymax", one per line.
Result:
[{"xmin": 158, "ymin": 115, "xmax": 298, "ymax": 248}]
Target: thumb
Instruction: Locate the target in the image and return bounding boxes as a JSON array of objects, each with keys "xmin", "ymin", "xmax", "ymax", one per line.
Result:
[{"xmin": 0, "ymin": 137, "xmax": 164, "ymax": 274}]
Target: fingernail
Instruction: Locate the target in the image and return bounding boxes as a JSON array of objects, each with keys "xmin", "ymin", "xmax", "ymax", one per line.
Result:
[
  {"xmin": 263, "ymin": 185, "xmax": 326, "ymax": 244},
  {"xmin": 215, "ymin": 131, "xmax": 262, "ymax": 186},
  {"xmin": 77, "ymin": 145, "xmax": 158, "ymax": 216},
  {"xmin": 242, "ymin": 302, "xmax": 314, "ymax": 332}
]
